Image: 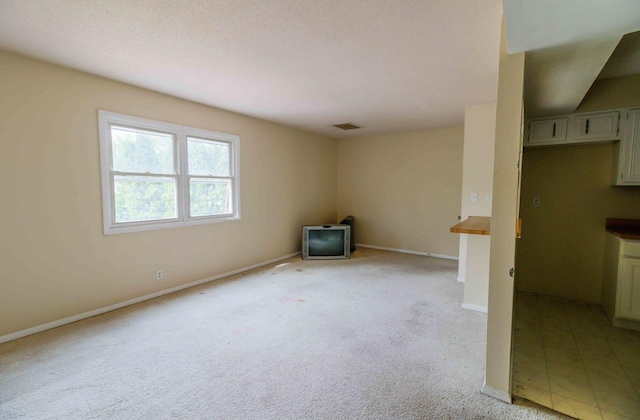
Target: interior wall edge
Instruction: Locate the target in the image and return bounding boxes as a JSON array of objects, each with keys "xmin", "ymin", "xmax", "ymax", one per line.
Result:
[
  {"xmin": 461, "ymin": 303, "xmax": 488, "ymax": 313},
  {"xmin": 481, "ymin": 382, "xmax": 512, "ymax": 404}
]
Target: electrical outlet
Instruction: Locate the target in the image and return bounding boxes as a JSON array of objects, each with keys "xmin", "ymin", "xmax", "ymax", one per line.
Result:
[
  {"xmin": 470, "ymin": 192, "xmax": 478, "ymax": 202},
  {"xmin": 156, "ymin": 270, "xmax": 163, "ymax": 280},
  {"xmin": 486, "ymin": 194, "xmax": 493, "ymax": 203},
  {"xmin": 533, "ymin": 197, "xmax": 540, "ymax": 207}
]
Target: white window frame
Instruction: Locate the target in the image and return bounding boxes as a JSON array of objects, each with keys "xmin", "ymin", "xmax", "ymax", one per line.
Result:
[{"xmin": 98, "ymin": 110, "xmax": 240, "ymax": 235}]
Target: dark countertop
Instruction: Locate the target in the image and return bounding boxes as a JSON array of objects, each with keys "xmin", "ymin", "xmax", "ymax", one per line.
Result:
[{"xmin": 606, "ymin": 218, "xmax": 640, "ymax": 240}]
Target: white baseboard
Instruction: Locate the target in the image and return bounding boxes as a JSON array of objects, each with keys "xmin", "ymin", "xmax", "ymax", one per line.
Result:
[
  {"xmin": 356, "ymin": 244, "xmax": 458, "ymax": 261},
  {"xmin": 462, "ymin": 303, "xmax": 488, "ymax": 313},
  {"xmin": 481, "ymin": 381, "xmax": 512, "ymax": 404},
  {"xmin": 0, "ymin": 252, "xmax": 301, "ymax": 344},
  {"xmin": 611, "ymin": 316, "xmax": 640, "ymax": 332},
  {"xmin": 457, "ymin": 276, "xmax": 465, "ymax": 283}
]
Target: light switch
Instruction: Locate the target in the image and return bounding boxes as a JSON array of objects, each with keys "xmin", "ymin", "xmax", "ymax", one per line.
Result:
[{"xmin": 486, "ymin": 194, "xmax": 493, "ymax": 203}]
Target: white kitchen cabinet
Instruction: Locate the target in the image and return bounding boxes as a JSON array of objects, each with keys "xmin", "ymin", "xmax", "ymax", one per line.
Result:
[
  {"xmin": 620, "ymin": 258, "xmax": 640, "ymax": 320},
  {"xmin": 525, "ymin": 107, "xmax": 630, "ymax": 148},
  {"xmin": 602, "ymin": 232, "xmax": 640, "ymax": 330},
  {"xmin": 573, "ymin": 111, "xmax": 619, "ymax": 142},
  {"xmin": 613, "ymin": 109, "xmax": 640, "ymax": 185},
  {"xmin": 526, "ymin": 118, "xmax": 567, "ymax": 145}
]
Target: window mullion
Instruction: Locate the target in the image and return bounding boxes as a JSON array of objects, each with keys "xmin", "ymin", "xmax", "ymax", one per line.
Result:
[
  {"xmin": 189, "ymin": 175, "xmax": 233, "ymax": 181},
  {"xmin": 178, "ymin": 130, "xmax": 188, "ymax": 221},
  {"xmin": 111, "ymin": 171, "xmax": 177, "ymax": 178}
]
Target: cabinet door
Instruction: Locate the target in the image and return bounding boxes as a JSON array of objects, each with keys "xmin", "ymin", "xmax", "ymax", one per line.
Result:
[
  {"xmin": 573, "ymin": 111, "xmax": 619, "ymax": 141},
  {"xmin": 619, "ymin": 110, "xmax": 640, "ymax": 185},
  {"xmin": 620, "ymin": 258, "xmax": 640, "ymax": 321},
  {"xmin": 527, "ymin": 118, "xmax": 567, "ymax": 145}
]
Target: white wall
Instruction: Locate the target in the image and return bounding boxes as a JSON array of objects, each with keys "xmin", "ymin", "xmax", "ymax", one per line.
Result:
[
  {"xmin": 459, "ymin": 103, "xmax": 497, "ymax": 312},
  {"xmin": 0, "ymin": 51, "xmax": 337, "ymax": 337},
  {"xmin": 337, "ymin": 128, "xmax": 463, "ymax": 258},
  {"xmin": 483, "ymin": 18, "xmax": 525, "ymax": 403},
  {"xmin": 460, "ymin": 103, "xmax": 498, "ymax": 221}
]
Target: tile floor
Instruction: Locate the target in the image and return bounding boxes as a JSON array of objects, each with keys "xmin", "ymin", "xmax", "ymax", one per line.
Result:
[{"xmin": 512, "ymin": 292, "xmax": 640, "ymax": 420}]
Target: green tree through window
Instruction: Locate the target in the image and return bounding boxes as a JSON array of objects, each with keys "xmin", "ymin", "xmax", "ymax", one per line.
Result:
[
  {"xmin": 188, "ymin": 138, "xmax": 232, "ymax": 217},
  {"xmin": 111, "ymin": 127, "xmax": 177, "ymax": 223},
  {"xmin": 99, "ymin": 110, "xmax": 240, "ymax": 234}
]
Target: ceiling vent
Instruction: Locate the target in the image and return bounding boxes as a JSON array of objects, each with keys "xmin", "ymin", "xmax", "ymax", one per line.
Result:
[{"xmin": 333, "ymin": 122, "xmax": 361, "ymax": 130}]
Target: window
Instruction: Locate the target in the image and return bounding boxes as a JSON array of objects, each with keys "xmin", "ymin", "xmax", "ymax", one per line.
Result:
[{"xmin": 98, "ymin": 110, "xmax": 240, "ymax": 234}]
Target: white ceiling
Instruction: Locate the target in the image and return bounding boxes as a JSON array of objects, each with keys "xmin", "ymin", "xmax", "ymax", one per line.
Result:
[
  {"xmin": 523, "ymin": 37, "xmax": 622, "ymax": 118},
  {"xmin": 503, "ymin": 0, "xmax": 640, "ymax": 118},
  {"xmin": 0, "ymin": 0, "xmax": 503, "ymax": 138},
  {"xmin": 503, "ymin": 0, "xmax": 640, "ymax": 54},
  {"xmin": 2, "ymin": 1, "xmax": 639, "ymax": 136}
]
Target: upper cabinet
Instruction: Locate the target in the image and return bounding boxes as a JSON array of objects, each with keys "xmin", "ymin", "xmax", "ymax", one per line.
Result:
[
  {"xmin": 527, "ymin": 118, "xmax": 567, "ymax": 145},
  {"xmin": 573, "ymin": 111, "xmax": 619, "ymax": 142},
  {"xmin": 525, "ymin": 107, "xmax": 640, "ymax": 186},
  {"xmin": 614, "ymin": 109, "xmax": 640, "ymax": 185},
  {"xmin": 525, "ymin": 110, "xmax": 621, "ymax": 147}
]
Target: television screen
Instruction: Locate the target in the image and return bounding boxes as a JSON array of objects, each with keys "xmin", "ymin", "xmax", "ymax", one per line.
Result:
[{"xmin": 302, "ymin": 225, "xmax": 350, "ymax": 260}]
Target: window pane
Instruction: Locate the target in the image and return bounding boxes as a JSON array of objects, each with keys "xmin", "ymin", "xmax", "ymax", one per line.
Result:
[
  {"xmin": 189, "ymin": 178, "xmax": 231, "ymax": 217},
  {"xmin": 114, "ymin": 175, "xmax": 177, "ymax": 223},
  {"xmin": 188, "ymin": 138, "xmax": 230, "ymax": 176},
  {"xmin": 112, "ymin": 126, "xmax": 175, "ymax": 174}
]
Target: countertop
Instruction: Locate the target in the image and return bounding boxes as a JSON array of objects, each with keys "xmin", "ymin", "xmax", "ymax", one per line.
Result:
[
  {"xmin": 450, "ymin": 216, "xmax": 522, "ymax": 238},
  {"xmin": 606, "ymin": 218, "xmax": 640, "ymax": 240},
  {"xmin": 450, "ymin": 216, "xmax": 491, "ymax": 235}
]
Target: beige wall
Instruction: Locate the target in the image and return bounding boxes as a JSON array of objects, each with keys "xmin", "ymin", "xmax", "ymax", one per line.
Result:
[
  {"xmin": 483, "ymin": 18, "xmax": 525, "ymax": 403},
  {"xmin": 516, "ymin": 143, "xmax": 640, "ymax": 303},
  {"xmin": 0, "ymin": 51, "xmax": 337, "ymax": 337},
  {"xmin": 576, "ymin": 73, "xmax": 640, "ymax": 113},
  {"xmin": 459, "ymin": 103, "xmax": 497, "ymax": 311},
  {"xmin": 461, "ymin": 103, "xmax": 498, "ymax": 220},
  {"xmin": 337, "ymin": 128, "xmax": 463, "ymax": 257},
  {"xmin": 516, "ymin": 74, "xmax": 640, "ymax": 304}
]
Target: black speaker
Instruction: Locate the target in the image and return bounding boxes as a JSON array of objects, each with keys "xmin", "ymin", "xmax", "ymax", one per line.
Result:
[{"xmin": 339, "ymin": 215, "xmax": 356, "ymax": 253}]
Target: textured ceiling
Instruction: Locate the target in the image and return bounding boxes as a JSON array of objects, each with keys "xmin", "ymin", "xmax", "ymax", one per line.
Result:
[
  {"xmin": 0, "ymin": 0, "xmax": 503, "ymax": 138},
  {"xmin": 503, "ymin": 0, "xmax": 640, "ymax": 54},
  {"xmin": 504, "ymin": 0, "xmax": 640, "ymax": 119}
]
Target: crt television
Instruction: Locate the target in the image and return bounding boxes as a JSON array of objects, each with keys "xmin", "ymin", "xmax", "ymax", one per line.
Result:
[{"xmin": 302, "ymin": 225, "xmax": 351, "ymax": 260}]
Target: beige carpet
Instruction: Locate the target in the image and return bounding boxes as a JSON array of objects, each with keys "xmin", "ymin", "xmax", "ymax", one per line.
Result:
[{"xmin": 0, "ymin": 248, "xmax": 566, "ymax": 419}]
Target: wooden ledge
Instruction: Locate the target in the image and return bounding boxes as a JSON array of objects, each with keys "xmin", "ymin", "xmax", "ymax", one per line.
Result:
[
  {"xmin": 450, "ymin": 216, "xmax": 522, "ymax": 238},
  {"xmin": 450, "ymin": 216, "xmax": 491, "ymax": 235}
]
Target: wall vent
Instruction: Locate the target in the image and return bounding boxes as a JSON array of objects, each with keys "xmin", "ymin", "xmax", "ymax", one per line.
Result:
[{"xmin": 333, "ymin": 122, "xmax": 361, "ymax": 130}]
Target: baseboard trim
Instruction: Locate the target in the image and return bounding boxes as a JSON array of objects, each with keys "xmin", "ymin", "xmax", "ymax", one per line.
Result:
[
  {"xmin": 481, "ymin": 381, "xmax": 512, "ymax": 404},
  {"xmin": 611, "ymin": 316, "xmax": 640, "ymax": 332},
  {"xmin": 0, "ymin": 251, "xmax": 301, "ymax": 344},
  {"xmin": 462, "ymin": 303, "xmax": 488, "ymax": 313},
  {"xmin": 457, "ymin": 276, "xmax": 465, "ymax": 283},
  {"xmin": 356, "ymin": 244, "xmax": 458, "ymax": 261}
]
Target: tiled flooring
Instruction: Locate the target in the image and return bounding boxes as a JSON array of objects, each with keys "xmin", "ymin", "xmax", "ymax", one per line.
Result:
[{"xmin": 512, "ymin": 292, "xmax": 640, "ymax": 420}]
